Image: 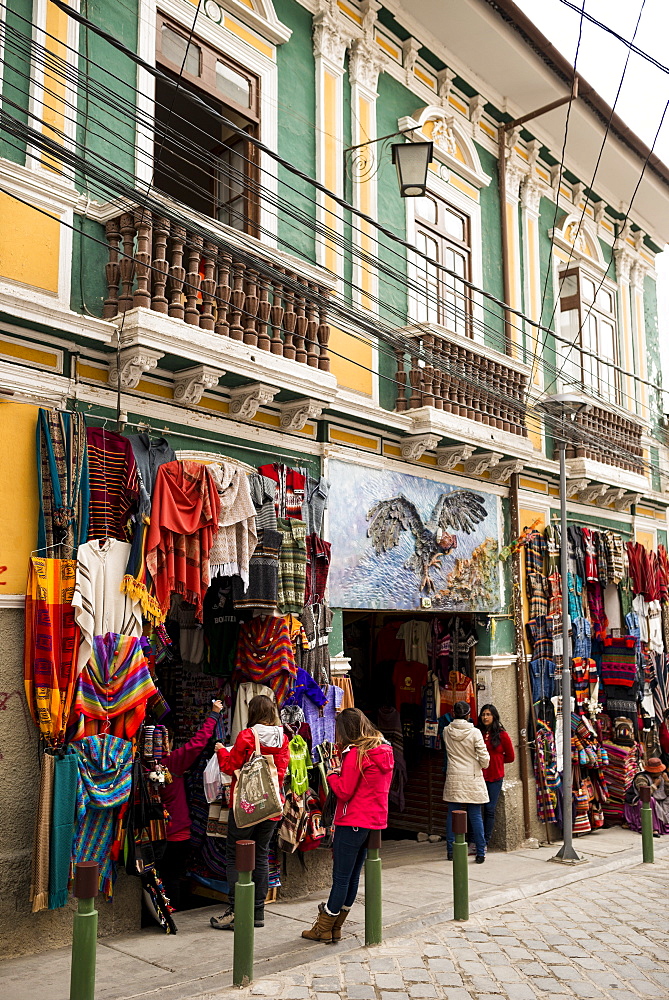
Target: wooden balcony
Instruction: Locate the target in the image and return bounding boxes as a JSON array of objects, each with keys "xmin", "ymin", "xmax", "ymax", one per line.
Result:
[
  {"xmin": 103, "ymin": 210, "xmax": 331, "ymax": 371},
  {"xmin": 564, "ymin": 404, "xmax": 644, "ymax": 473},
  {"xmin": 395, "ymin": 331, "xmax": 528, "ymax": 437}
]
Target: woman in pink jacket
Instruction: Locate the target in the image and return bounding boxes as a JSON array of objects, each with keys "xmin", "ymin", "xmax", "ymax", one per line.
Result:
[{"xmin": 302, "ymin": 708, "xmax": 394, "ymax": 944}]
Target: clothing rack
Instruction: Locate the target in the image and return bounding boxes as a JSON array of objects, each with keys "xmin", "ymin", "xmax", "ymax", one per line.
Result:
[{"xmin": 548, "ymin": 516, "xmax": 633, "ymax": 536}]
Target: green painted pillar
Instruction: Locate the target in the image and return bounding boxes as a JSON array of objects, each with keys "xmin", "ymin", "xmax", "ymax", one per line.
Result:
[
  {"xmin": 452, "ymin": 811, "xmax": 469, "ymax": 921},
  {"xmin": 640, "ymin": 785, "xmax": 654, "ymax": 864},
  {"xmin": 69, "ymin": 862, "xmax": 99, "ymax": 1000},
  {"xmin": 233, "ymin": 841, "xmax": 256, "ymax": 987},
  {"xmin": 364, "ymin": 830, "xmax": 383, "ymax": 946}
]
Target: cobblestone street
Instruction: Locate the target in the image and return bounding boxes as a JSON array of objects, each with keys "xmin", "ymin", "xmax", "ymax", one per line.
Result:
[{"xmin": 209, "ymin": 858, "xmax": 669, "ymax": 1000}]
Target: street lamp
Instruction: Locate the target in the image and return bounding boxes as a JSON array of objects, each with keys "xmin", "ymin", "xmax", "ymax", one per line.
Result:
[
  {"xmin": 535, "ymin": 393, "xmax": 591, "ymax": 865},
  {"xmin": 391, "ymin": 141, "xmax": 434, "ymax": 197}
]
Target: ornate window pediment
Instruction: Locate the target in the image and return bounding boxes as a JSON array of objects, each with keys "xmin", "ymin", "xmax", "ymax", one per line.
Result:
[
  {"xmin": 397, "ymin": 106, "xmax": 491, "ymax": 191},
  {"xmin": 200, "ymin": 0, "xmax": 292, "ymax": 46},
  {"xmin": 551, "ymin": 214, "xmax": 606, "ymax": 271}
]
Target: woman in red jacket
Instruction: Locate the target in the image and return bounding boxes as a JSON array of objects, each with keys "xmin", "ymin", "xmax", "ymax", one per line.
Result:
[
  {"xmin": 158, "ymin": 698, "xmax": 223, "ymax": 910},
  {"xmin": 302, "ymin": 708, "xmax": 394, "ymax": 944},
  {"xmin": 477, "ymin": 704, "xmax": 515, "ymax": 847},
  {"xmin": 210, "ymin": 695, "xmax": 289, "ymax": 931}
]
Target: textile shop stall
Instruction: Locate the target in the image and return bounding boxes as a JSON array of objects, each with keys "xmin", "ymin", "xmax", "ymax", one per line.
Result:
[
  {"xmin": 523, "ymin": 522, "xmax": 669, "ymax": 835},
  {"xmin": 23, "ymin": 409, "xmax": 350, "ymax": 930},
  {"xmin": 343, "ymin": 611, "xmax": 481, "ymax": 837}
]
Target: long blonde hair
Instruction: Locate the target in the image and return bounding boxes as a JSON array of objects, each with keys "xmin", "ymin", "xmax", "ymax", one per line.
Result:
[{"xmin": 336, "ymin": 708, "xmax": 384, "ymax": 770}]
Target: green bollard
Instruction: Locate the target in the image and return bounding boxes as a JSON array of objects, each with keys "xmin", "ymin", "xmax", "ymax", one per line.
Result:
[
  {"xmin": 640, "ymin": 785, "xmax": 654, "ymax": 864},
  {"xmin": 233, "ymin": 840, "xmax": 256, "ymax": 987},
  {"xmin": 364, "ymin": 829, "xmax": 383, "ymax": 946},
  {"xmin": 69, "ymin": 861, "xmax": 99, "ymax": 1000},
  {"xmin": 452, "ymin": 810, "xmax": 469, "ymax": 922}
]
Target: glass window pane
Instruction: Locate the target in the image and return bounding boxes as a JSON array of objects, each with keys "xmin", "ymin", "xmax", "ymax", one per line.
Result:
[
  {"xmin": 416, "ymin": 196, "xmax": 437, "ymax": 224},
  {"xmin": 559, "ymin": 271, "xmax": 578, "ymax": 301},
  {"xmin": 582, "ymin": 276, "xmax": 596, "ymax": 302},
  {"xmin": 596, "ymin": 287, "xmax": 613, "ymax": 313},
  {"xmin": 161, "ymin": 24, "xmax": 200, "ymax": 76},
  {"xmin": 216, "ymin": 61, "xmax": 251, "ymax": 108},
  {"xmin": 443, "ymin": 207, "xmax": 465, "ymax": 242},
  {"xmin": 599, "ymin": 320, "xmax": 615, "ymax": 361}
]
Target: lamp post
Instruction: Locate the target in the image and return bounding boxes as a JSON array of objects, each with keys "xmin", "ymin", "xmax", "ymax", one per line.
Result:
[{"xmin": 535, "ymin": 393, "xmax": 590, "ymax": 864}]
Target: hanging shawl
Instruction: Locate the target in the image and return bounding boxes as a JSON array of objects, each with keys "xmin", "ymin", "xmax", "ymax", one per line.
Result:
[
  {"xmin": 24, "ymin": 557, "xmax": 78, "ymax": 746},
  {"xmin": 37, "ymin": 409, "xmax": 89, "ymax": 556},
  {"xmin": 121, "ymin": 510, "xmax": 165, "ymax": 626},
  {"xmin": 208, "ymin": 463, "xmax": 258, "ymax": 587},
  {"xmin": 234, "ymin": 616, "xmax": 297, "ymax": 707},
  {"xmin": 146, "ymin": 461, "xmax": 220, "ymax": 622},
  {"xmin": 73, "ymin": 735, "xmax": 133, "ymax": 899},
  {"xmin": 49, "ymin": 747, "xmax": 78, "ymax": 909},
  {"xmin": 71, "ymin": 633, "xmax": 156, "ymax": 741},
  {"xmin": 30, "ymin": 751, "xmax": 55, "ymax": 912},
  {"xmin": 86, "ymin": 427, "xmax": 139, "ymax": 542}
]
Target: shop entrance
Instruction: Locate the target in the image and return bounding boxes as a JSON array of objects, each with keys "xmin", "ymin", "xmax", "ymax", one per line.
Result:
[{"xmin": 342, "ymin": 610, "xmax": 480, "ymax": 838}]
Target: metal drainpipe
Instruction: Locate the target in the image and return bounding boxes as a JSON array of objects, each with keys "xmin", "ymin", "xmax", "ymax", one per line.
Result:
[{"xmin": 509, "ymin": 471, "xmax": 532, "ymax": 841}]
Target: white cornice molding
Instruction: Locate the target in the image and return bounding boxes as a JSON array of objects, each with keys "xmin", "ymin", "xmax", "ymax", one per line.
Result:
[
  {"xmin": 0, "ymin": 157, "xmax": 81, "ymax": 212},
  {"xmin": 0, "ymin": 360, "xmax": 73, "ymax": 407},
  {"xmin": 400, "ymin": 433, "xmax": 441, "ymax": 462},
  {"xmin": 464, "ymin": 451, "xmax": 503, "ymax": 476},
  {"xmin": 0, "ymin": 290, "xmax": 115, "ymax": 344},
  {"xmin": 159, "ymin": 0, "xmax": 290, "ymax": 48},
  {"xmin": 0, "ymin": 595, "xmax": 25, "ymax": 609},
  {"xmin": 475, "ymin": 653, "xmax": 517, "ymax": 671}
]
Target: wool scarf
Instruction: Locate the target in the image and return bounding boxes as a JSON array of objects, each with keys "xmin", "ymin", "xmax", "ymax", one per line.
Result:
[
  {"xmin": 30, "ymin": 751, "xmax": 55, "ymax": 912},
  {"xmin": 37, "ymin": 408, "xmax": 89, "ymax": 556},
  {"xmin": 146, "ymin": 461, "xmax": 220, "ymax": 622},
  {"xmin": 208, "ymin": 463, "xmax": 258, "ymax": 587},
  {"xmin": 48, "ymin": 748, "xmax": 78, "ymax": 909}
]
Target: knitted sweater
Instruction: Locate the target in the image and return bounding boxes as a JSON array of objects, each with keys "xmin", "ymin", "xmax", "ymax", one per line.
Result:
[{"xmin": 208, "ymin": 463, "xmax": 258, "ymax": 588}]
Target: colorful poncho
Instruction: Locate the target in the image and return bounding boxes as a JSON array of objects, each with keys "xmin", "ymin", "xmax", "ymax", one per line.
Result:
[
  {"xmin": 86, "ymin": 427, "xmax": 139, "ymax": 542},
  {"xmin": 24, "ymin": 557, "xmax": 78, "ymax": 745},
  {"xmin": 71, "ymin": 633, "xmax": 156, "ymax": 741},
  {"xmin": 73, "ymin": 735, "xmax": 133, "ymax": 898},
  {"xmin": 234, "ymin": 616, "xmax": 297, "ymax": 707},
  {"xmin": 146, "ymin": 461, "xmax": 220, "ymax": 622}
]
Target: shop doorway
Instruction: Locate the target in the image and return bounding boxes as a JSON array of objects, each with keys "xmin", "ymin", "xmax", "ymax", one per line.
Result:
[{"xmin": 342, "ymin": 610, "xmax": 481, "ymax": 839}]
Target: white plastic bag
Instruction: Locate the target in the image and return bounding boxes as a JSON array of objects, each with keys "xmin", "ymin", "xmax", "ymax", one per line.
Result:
[{"xmin": 203, "ymin": 752, "xmax": 231, "ymax": 803}]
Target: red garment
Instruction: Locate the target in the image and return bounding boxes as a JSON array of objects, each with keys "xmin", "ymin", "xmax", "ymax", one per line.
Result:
[
  {"xmin": 441, "ymin": 670, "xmax": 478, "ymax": 725},
  {"xmin": 328, "ymin": 742, "xmax": 394, "ymax": 829},
  {"xmin": 146, "ymin": 461, "xmax": 220, "ymax": 622},
  {"xmin": 160, "ymin": 714, "xmax": 218, "ymax": 841},
  {"xmin": 87, "ymin": 428, "xmax": 138, "ymax": 541},
  {"xmin": 392, "ymin": 660, "xmax": 428, "ymax": 708},
  {"xmin": 481, "ymin": 730, "xmax": 515, "ymax": 782},
  {"xmin": 304, "ymin": 533, "xmax": 331, "ymax": 605},
  {"xmin": 659, "ymin": 722, "xmax": 669, "ymax": 757},
  {"xmin": 376, "ymin": 622, "xmax": 405, "ymax": 662},
  {"xmin": 258, "ymin": 463, "xmax": 306, "ymax": 519},
  {"xmin": 234, "ymin": 616, "xmax": 297, "ymax": 707},
  {"xmin": 217, "ymin": 726, "xmax": 290, "ymax": 806}
]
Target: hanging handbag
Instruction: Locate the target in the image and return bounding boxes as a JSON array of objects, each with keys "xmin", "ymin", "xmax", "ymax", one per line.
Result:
[
  {"xmin": 233, "ymin": 729, "xmax": 283, "ymax": 829},
  {"xmin": 321, "ymin": 788, "xmax": 337, "ymax": 829}
]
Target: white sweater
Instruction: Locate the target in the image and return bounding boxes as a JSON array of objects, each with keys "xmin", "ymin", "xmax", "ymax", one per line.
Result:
[{"xmin": 72, "ymin": 538, "xmax": 142, "ymax": 673}]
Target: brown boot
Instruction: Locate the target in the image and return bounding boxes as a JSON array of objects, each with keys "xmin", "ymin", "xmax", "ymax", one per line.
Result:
[
  {"xmin": 301, "ymin": 905, "xmax": 337, "ymax": 943},
  {"xmin": 331, "ymin": 904, "xmax": 350, "ymax": 943}
]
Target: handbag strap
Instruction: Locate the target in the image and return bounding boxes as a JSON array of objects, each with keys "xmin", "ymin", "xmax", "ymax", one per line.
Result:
[{"xmin": 253, "ymin": 727, "xmax": 261, "ymax": 755}]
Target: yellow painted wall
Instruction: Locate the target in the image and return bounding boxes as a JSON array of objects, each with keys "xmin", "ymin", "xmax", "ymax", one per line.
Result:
[
  {"xmin": 0, "ymin": 193, "xmax": 60, "ymax": 293},
  {"xmin": 635, "ymin": 528, "xmax": 655, "ymax": 551},
  {"xmin": 42, "ymin": 0, "xmax": 70, "ymax": 172},
  {"xmin": 0, "ymin": 403, "xmax": 39, "ymax": 592},
  {"xmin": 329, "ymin": 326, "xmax": 373, "ymax": 395}
]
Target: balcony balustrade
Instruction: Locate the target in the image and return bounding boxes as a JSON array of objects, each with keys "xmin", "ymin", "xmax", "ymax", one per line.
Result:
[
  {"xmin": 395, "ymin": 331, "xmax": 528, "ymax": 437},
  {"xmin": 103, "ymin": 210, "xmax": 331, "ymax": 371},
  {"xmin": 564, "ymin": 404, "xmax": 644, "ymax": 473}
]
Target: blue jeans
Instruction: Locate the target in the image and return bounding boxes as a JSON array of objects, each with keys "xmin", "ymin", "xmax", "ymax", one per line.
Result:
[
  {"xmin": 446, "ymin": 802, "xmax": 485, "ymax": 857},
  {"xmin": 326, "ymin": 826, "xmax": 369, "ymax": 914},
  {"xmin": 483, "ymin": 779, "xmax": 503, "ymax": 845}
]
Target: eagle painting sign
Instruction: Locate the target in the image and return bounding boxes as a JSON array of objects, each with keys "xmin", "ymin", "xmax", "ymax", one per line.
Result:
[{"xmin": 328, "ymin": 460, "xmax": 502, "ymax": 612}]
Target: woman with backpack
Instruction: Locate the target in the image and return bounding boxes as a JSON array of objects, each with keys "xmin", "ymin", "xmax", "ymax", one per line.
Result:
[
  {"xmin": 209, "ymin": 695, "xmax": 290, "ymax": 931},
  {"xmin": 477, "ymin": 703, "xmax": 515, "ymax": 848},
  {"xmin": 443, "ymin": 700, "xmax": 490, "ymax": 863},
  {"xmin": 302, "ymin": 707, "xmax": 394, "ymax": 944}
]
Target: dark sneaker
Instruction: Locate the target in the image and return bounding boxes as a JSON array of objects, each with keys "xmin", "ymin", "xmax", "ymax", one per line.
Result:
[
  {"xmin": 475, "ymin": 855, "xmax": 485, "ymax": 864},
  {"xmin": 447, "ymin": 852, "xmax": 453, "ymax": 861},
  {"xmin": 254, "ymin": 909, "xmax": 265, "ymax": 928},
  {"xmin": 210, "ymin": 906, "xmax": 235, "ymax": 930}
]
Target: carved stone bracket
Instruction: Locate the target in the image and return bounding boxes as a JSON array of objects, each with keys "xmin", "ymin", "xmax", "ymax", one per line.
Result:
[
  {"xmin": 108, "ymin": 346, "xmax": 163, "ymax": 389},
  {"xmin": 228, "ymin": 382, "xmax": 278, "ymax": 421},
  {"xmin": 600, "ymin": 487, "xmax": 627, "ymax": 507},
  {"xmin": 576, "ymin": 483, "xmax": 609, "ymax": 504},
  {"xmin": 402, "ymin": 37, "xmax": 421, "ymax": 85},
  {"xmin": 435, "ymin": 444, "xmax": 475, "ymax": 471},
  {"xmin": 614, "ymin": 491, "xmax": 642, "ymax": 512},
  {"xmin": 463, "ymin": 451, "xmax": 503, "ymax": 477},
  {"xmin": 279, "ymin": 398, "xmax": 325, "ymax": 432},
  {"xmin": 400, "ymin": 433, "xmax": 441, "ymax": 462},
  {"xmin": 566, "ymin": 478, "xmax": 590, "ymax": 498},
  {"xmin": 173, "ymin": 365, "xmax": 225, "ymax": 406},
  {"xmin": 488, "ymin": 458, "xmax": 524, "ymax": 483}
]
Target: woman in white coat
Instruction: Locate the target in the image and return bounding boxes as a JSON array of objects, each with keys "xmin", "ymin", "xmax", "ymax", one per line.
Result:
[{"xmin": 443, "ymin": 701, "xmax": 490, "ymax": 863}]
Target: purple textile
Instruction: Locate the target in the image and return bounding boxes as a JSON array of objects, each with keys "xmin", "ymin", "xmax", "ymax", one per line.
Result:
[{"xmin": 303, "ymin": 684, "xmax": 344, "ymax": 757}]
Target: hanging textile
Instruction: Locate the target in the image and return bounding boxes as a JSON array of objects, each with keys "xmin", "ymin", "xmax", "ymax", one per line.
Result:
[
  {"xmin": 30, "ymin": 751, "xmax": 55, "ymax": 912},
  {"xmin": 48, "ymin": 747, "xmax": 78, "ymax": 909},
  {"xmin": 295, "ymin": 603, "xmax": 333, "ymax": 687},
  {"xmin": 127, "ymin": 433, "xmax": 176, "ymax": 516},
  {"xmin": 121, "ymin": 513, "xmax": 164, "ymax": 627},
  {"xmin": 304, "ymin": 534, "xmax": 331, "ymax": 606},
  {"xmin": 258, "ymin": 463, "xmax": 306, "ymax": 519},
  {"xmin": 73, "ymin": 735, "xmax": 133, "ymax": 899},
  {"xmin": 71, "ymin": 633, "xmax": 156, "ymax": 741},
  {"xmin": 24, "ymin": 557, "xmax": 78, "ymax": 745},
  {"xmin": 207, "ymin": 463, "xmax": 258, "ymax": 586},
  {"xmin": 232, "ymin": 527, "xmax": 282, "ymax": 614},
  {"xmin": 534, "ymin": 723, "xmax": 559, "ymax": 824},
  {"xmin": 234, "ymin": 617, "xmax": 297, "ymax": 707},
  {"xmin": 36, "ymin": 408, "xmax": 89, "ymax": 556},
  {"xmin": 72, "ymin": 538, "xmax": 142, "ymax": 675},
  {"xmin": 302, "ymin": 475, "xmax": 329, "ymax": 537},
  {"xmin": 277, "ymin": 517, "xmax": 307, "ymax": 614},
  {"xmin": 146, "ymin": 461, "xmax": 221, "ymax": 622},
  {"xmin": 86, "ymin": 427, "xmax": 139, "ymax": 541}
]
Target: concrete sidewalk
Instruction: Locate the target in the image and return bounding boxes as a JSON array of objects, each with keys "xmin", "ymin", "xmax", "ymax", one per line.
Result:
[{"xmin": 2, "ymin": 827, "xmax": 666, "ymax": 1000}]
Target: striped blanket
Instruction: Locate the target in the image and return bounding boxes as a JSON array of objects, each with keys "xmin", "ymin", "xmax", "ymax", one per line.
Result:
[
  {"xmin": 71, "ymin": 633, "xmax": 156, "ymax": 741},
  {"xmin": 73, "ymin": 735, "xmax": 133, "ymax": 898}
]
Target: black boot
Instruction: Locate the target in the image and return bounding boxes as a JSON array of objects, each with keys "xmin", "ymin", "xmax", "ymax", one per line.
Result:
[{"xmin": 254, "ymin": 907, "xmax": 265, "ymax": 928}]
